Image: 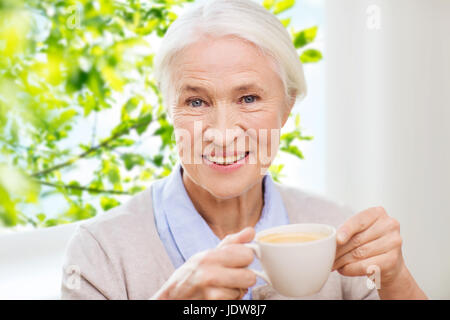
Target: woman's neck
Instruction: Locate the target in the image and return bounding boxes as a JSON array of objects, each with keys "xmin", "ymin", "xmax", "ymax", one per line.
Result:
[{"xmin": 182, "ymin": 169, "xmax": 264, "ymax": 240}]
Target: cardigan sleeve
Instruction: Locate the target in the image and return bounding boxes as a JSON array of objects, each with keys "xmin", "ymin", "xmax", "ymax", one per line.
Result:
[{"xmin": 60, "ymin": 225, "xmax": 127, "ymax": 300}]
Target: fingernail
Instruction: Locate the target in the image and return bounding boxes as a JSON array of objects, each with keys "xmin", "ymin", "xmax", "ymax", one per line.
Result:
[{"xmin": 337, "ymin": 231, "xmax": 347, "ymax": 243}]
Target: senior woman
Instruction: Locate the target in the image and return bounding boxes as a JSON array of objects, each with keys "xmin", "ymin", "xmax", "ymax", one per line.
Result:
[{"xmin": 61, "ymin": 0, "xmax": 426, "ymax": 300}]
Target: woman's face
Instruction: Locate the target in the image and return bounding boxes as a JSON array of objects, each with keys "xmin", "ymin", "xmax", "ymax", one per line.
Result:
[{"xmin": 170, "ymin": 35, "xmax": 293, "ymax": 199}]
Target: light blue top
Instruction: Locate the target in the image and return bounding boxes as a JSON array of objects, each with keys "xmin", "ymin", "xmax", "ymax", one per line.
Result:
[{"xmin": 152, "ymin": 163, "xmax": 289, "ymax": 300}]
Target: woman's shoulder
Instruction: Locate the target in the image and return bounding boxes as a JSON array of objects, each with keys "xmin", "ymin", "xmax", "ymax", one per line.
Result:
[
  {"xmin": 71, "ymin": 185, "xmax": 157, "ymax": 248},
  {"xmin": 90, "ymin": 186, "xmax": 152, "ymax": 222},
  {"xmin": 274, "ymin": 182, "xmax": 356, "ymax": 228},
  {"xmin": 61, "ymin": 183, "xmax": 174, "ymax": 299}
]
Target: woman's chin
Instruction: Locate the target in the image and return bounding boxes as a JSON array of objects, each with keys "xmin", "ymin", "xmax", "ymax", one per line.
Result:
[
  {"xmin": 200, "ymin": 175, "xmax": 260, "ymax": 200},
  {"xmin": 181, "ymin": 163, "xmax": 264, "ymax": 199}
]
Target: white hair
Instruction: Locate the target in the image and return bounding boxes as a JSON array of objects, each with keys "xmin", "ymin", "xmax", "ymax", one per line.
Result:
[{"xmin": 153, "ymin": 0, "xmax": 307, "ymax": 114}]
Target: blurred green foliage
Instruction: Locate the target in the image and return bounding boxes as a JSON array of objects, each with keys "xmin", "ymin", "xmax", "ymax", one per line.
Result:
[{"xmin": 0, "ymin": 0, "xmax": 321, "ymax": 229}]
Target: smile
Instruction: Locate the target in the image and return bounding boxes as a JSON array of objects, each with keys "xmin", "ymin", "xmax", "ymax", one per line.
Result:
[{"xmin": 203, "ymin": 151, "xmax": 250, "ymax": 166}]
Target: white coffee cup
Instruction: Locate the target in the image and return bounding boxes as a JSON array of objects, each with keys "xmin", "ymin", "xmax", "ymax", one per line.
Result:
[{"xmin": 245, "ymin": 223, "xmax": 336, "ymax": 297}]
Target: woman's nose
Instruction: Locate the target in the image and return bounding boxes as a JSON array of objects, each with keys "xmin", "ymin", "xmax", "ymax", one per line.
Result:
[
  {"xmin": 203, "ymin": 106, "xmax": 244, "ymax": 147},
  {"xmin": 204, "ymin": 126, "xmax": 244, "ymax": 147}
]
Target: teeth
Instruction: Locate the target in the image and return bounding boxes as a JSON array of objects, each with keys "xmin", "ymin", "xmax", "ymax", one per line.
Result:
[{"xmin": 205, "ymin": 153, "xmax": 247, "ymax": 165}]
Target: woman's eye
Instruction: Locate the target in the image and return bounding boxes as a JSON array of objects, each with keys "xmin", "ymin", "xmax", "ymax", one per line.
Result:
[
  {"xmin": 186, "ymin": 98, "xmax": 204, "ymax": 108},
  {"xmin": 241, "ymin": 95, "xmax": 258, "ymax": 104}
]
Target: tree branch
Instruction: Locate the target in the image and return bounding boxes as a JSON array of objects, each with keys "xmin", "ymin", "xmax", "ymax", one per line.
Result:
[
  {"xmin": 37, "ymin": 180, "xmax": 132, "ymax": 195},
  {"xmin": 30, "ymin": 123, "xmax": 139, "ymax": 178}
]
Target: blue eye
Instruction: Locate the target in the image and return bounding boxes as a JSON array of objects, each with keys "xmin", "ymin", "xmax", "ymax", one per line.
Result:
[
  {"xmin": 241, "ymin": 95, "xmax": 258, "ymax": 104},
  {"xmin": 187, "ymin": 98, "xmax": 203, "ymax": 108},
  {"xmin": 186, "ymin": 95, "xmax": 258, "ymax": 107}
]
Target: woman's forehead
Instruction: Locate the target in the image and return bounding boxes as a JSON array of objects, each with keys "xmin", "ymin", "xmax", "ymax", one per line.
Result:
[
  {"xmin": 173, "ymin": 60, "xmax": 279, "ymax": 96},
  {"xmin": 170, "ymin": 36, "xmax": 283, "ymax": 99},
  {"xmin": 174, "ymin": 36, "xmax": 277, "ymax": 75}
]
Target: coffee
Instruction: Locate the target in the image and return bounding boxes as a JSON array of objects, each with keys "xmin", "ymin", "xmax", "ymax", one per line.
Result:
[
  {"xmin": 258, "ymin": 231, "xmax": 328, "ymax": 244},
  {"xmin": 246, "ymin": 223, "xmax": 337, "ymax": 297}
]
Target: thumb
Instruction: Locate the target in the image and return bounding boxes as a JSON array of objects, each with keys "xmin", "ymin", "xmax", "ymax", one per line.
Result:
[{"xmin": 218, "ymin": 227, "xmax": 255, "ymax": 248}]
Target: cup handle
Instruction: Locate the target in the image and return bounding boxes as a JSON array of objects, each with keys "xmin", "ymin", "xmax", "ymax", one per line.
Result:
[{"xmin": 244, "ymin": 243, "xmax": 271, "ymax": 285}]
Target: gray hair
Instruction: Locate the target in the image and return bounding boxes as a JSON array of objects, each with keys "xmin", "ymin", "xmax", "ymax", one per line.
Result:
[{"xmin": 153, "ymin": 0, "xmax": 307, "ymax": 115}]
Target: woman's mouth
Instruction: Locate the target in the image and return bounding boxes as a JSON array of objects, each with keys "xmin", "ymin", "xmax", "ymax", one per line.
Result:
[
  {"xmin": 203, "ymin": 151, "xmax": 249, "ymax": 165},
  {"xmin": 202, "ymin": 151, "xmax": 250, "ymax": 172}
]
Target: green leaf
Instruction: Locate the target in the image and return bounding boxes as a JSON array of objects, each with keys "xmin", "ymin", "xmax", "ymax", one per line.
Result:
[
  {"xmin": 100, "ymin": 196, "xmax": 121, "ymax": 211},
  {"xmin": 293, "ymin": 26, "xmax": 318, "ymax": 49},
  {"xmin": 108, "ymin": 138, "xmax": 135, "ymax": 148},
  {"xmin": 80, "ymin": 93, "xmax": 97, "ymax": 117},
  {"xmin": 121, "ymin": 97, "xmax": 141, "ymax": 121},
  {"xmin": 139, "ymin": 168, "xmax": 155, "ymax": 181},
  {"xmin": 281, "ymin": 145, "xmax": 304, "ymax": 159},
  {"xmin": 280, "ymin": 17, "xmax": 291, "ymax": 27},
  {"xmin": 111, "ymin": 121, "xmax": 132, "ymax": 136},
  {"xmin": 53, "ymin": 110, "xmax": 77, "ymax": 128},
  {"xmin": 44, "ymin": 219, "xmax": 59, "ymax": 227},
  {"xmin": 268, "ymin": 164, "xmax": 285, "ymax": 183},
  {"xmin": 0, "ymin": 187, "xmax": 18, "ymax": 226},
  {"xmin": 67, "ymin": 68, "xmax": 89, "ymax": 93},
  {"xmin": 295, "ymin": 114, "xmax": 300, "ymax": 127},
  {"xmin": 67, "ymin": 180, "xmax": 82, "ymax": 197},
  {"xmin": 121, "ymin": 153, "xmax": 145, "ymax": 170},
  {"xmin": 153, "ymin": 154, "xmax": 163, "ymax": 167},
  {"xmin": 64, "ymin": 203, "xmax": 97, "ymax": 221},
  {"xmin": 273, "ymin": 0, "xmax": 295, "ymax": 15},
  {"xmin": 87, "ymin": 67, "xmax": 105, "ymax": 100},
  {"xmin": 129, "ymin": 185, "xmax": 144, "ymax": 194},
  {"xmin": 125, "ymin": 97, "xmax": 140, "ymax": 113},
  {"xmin": 87, "ymin": 180, "xmax": 103, "ymax": 194},
  {"xmin": 300, "ymin": 49, "xmax": 323, "ymax": 63},
  {"xmin": 262, "ymin": 0, "xmax": 276, "ymax": 10},
  {"xmin": 153, "ymin": 121, "xmax": 174, "ymax": 148},
  {"xmin": 136, "ymin": 113, "xmax": 152, "ymax": 135},
  {"xmin": 107, "ymin": 166, "xmax": 121, "ymax": 184}
]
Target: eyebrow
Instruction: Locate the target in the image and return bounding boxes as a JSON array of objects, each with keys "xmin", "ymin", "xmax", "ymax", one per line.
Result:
[{"xmin": 180, "ymin": 83, "xmax": 266, "ymax": 95}]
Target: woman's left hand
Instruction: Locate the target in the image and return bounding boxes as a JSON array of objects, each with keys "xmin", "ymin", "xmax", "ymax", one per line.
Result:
[{"xmin": 332, "ymin": 206, "xmax": 405, "ymax": 287}]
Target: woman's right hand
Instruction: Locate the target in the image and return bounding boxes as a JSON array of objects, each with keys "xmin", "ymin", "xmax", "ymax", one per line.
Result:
[{"xmin": 151, "ymin": 227, "xmax": 257, "ymax": 300}]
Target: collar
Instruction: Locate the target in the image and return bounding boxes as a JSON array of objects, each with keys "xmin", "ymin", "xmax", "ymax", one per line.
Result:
[{"xmin": 161, "ymin": 162, "xmax": 290, "ymax": 263}]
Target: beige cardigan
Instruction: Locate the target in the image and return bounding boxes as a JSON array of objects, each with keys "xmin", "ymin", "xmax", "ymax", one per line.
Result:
[{"xmin": 60, "ymin": 182, "xmax": 379, "ymax": 300}]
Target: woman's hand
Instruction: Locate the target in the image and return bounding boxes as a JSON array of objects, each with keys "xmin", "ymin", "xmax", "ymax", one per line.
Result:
[
  {"xmin": 332, "ymin": 206, "xmax": 427, "ymax": 299},
  {"xmin": 151, "ymin": 227, "xmax": 257, "ymax": 300},
  {"xmin": 333, "ymin": 207, "xmax": 404, "ymax": 285}
]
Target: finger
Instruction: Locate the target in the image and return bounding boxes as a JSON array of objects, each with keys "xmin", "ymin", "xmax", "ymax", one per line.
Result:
[
  {"xmin": 238, "ymin": 288, "xmax": 249, "ymax": 300},
  {"xmin": 336, "ymin": 250, "xmax": 396, "ymax": 278},
  {"xmin": 335, "ymin": 216, "xmax": 390, "ymax": 260},
  {"xmin": 204, "ymin": 287, "xmax": 242, "ymax": 300},
  {"xmin": 214, "ymin": 244, "xmax": 255, "ymax": 268},
  {"xmin": 218, "ymin": 227, "xmax": 255, "ymax": 248},
  {"xmin": 333, "ymin": 232, "xmax": 402, "ymax": 271},
  {"xmin": 336, "ymin": 207, "xmax": 386, "ymax": 245},
  {"xmin": 197, "ymin": 266, "xmax": 257, "ymax": 289}
]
